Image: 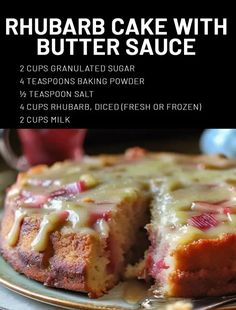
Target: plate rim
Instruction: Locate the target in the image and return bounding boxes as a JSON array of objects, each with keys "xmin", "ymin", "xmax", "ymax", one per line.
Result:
[
  {"xmin": 0, "ymin": 270, "xmax": 126, "ymax": 310},
  {"xmin": 1, "ymin": 264, "xmax": 235, "ymax": 310}
]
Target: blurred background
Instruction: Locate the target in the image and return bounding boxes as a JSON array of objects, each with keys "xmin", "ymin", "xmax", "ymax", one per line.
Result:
[
  {"xmin": 1, "ymin": 129, "xmax": 203, "ymax": 169},
  {"xmin": 84, "ymin": 129, "xmax": 202, "ymax": 154}
]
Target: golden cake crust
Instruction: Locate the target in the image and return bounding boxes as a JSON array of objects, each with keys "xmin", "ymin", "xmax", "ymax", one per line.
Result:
[
  {"xmin": 0, "ymin": 199, "xmax": 111, "ymax": 297},
  {"xmin": 170, "ymin": 234, "xmax": 236, "ymax": 297}
]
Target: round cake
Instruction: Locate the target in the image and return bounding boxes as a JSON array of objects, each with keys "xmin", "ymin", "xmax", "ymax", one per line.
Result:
[{"xmin": 2, "ymin": 148, "xmax": 236, "ymax": 298}]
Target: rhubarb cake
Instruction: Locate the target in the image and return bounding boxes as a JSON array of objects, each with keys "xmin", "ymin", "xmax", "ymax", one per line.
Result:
[{"xmin": 1, "ymin": 148, "xmax": 236, "ymax": 298}]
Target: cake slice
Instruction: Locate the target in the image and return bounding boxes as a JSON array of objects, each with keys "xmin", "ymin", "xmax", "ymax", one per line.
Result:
[
  {"xmin": 0, "ymin": 153, "xmax": 150, "ymax": 297},
  {"xmin": 145, "ymin": 153, "xmax": 236, "ymax": 297}
]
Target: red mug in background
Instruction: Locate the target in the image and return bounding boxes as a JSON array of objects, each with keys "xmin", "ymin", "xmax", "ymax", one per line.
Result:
[{"xmin": 0, "ymin": 129, "xmax": 87, "ymax": 170}]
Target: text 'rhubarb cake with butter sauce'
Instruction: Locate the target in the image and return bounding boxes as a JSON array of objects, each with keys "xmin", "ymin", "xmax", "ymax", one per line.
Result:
[{"xmin": 1, "ymin": 147, "xmax": 236, "ymax": 298}]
